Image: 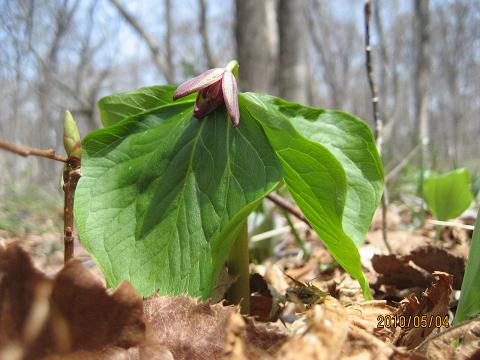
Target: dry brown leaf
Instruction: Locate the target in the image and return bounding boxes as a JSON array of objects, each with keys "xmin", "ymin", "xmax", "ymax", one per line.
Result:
[
  {"xmin": 0, "ymin": 243, "xmax": 167, "ymax": 360},
  {"xmin": 395, "ymin": 272, "xmax": 453, "ymax": 349},
  {"xmin": 276, "ymin": 299, "xmax": 419, "ymax": 360},
  {"xmin": 345, "ymin": 301, "xmax": 396, "ymax": 333},
  {"xmin": 366, "ymin": 230, "xmax": 430, "ymax": 255},
  {"xmin": 144, "ymin": 295, "xmax": 236, "ymax": 360},
  {"xmin": 372, "ymin": 254, "xmax": 433, "ymax": 289},
  {"xmin": 406, "ymin": 245, "xmax": 465, "ymax": 289},
  {"xmin": 249, "ymin": 273, "xmax": 277, "ymax": 322},
  {"xmin": 341, "ymin": 325, "xmax": 426, "ymax": 360},
  {"xmin": 144, "ymin": 295, "xmax": 286, "ymax": 360},
  {"xmin": 415, "ymin": 316, "xmax": 480, "ymax": 360},
  {"xmin": 276, "ymin": 300, "xmax": 349, "ymax": 360}
]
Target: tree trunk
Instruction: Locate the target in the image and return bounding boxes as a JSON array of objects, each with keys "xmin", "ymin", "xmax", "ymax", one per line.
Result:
[
  {"xmin": 278, "ymin": 0, "xmax": 307, "ymax": 103},
  {"xmin": 413, "ymin": 0, "xmax": 430, "ymax": 151},
  {"xmin": 235, "ymin": 0, "xmax": 277, "ymax": 93}
]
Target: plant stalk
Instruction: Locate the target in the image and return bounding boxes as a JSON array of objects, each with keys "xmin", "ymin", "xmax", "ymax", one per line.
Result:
[
  {"xmin": 63, "ymin": 157, "xmax": 81, "ymax": 263},
  {"xmin": 283, "ymin": 210, "xmax": 310, "ymax": 259},
  {"xmin": 226, "ymin": 221, "xmax": 250, "ymax": 314}
]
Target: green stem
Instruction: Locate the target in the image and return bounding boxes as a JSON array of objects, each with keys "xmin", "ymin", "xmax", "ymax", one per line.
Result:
[
  {"xmin": 226, "ymin": 222, "xmax": 250, "ymax": 314},
  {"xmin": 283, "ymin": 210, "xmax": 310, "ymax": 259}
]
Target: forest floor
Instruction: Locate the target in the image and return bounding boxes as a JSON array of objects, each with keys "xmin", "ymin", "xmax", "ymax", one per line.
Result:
[{"xmin": 0, "ymin": 199, "xmax": 478, "ymax": 359}]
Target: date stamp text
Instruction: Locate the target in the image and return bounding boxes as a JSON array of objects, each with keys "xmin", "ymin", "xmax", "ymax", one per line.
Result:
[{"xmin": 377, "ymin": 315, "xmax": 449, "ymax": 329}]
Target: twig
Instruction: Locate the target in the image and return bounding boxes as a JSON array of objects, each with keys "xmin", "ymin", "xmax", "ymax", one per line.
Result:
[
  {"xmin": 266, "ymin": 193, "xmax": 311, "ymax": 228},
  {"xmin": 110, "ymin": 0, "xmax": 174, "ymax": 83},
  {"xmin": 63, "ymin": 158, "xmax": 81, "ymax": 263},
  {"xmin": 251, "ymin": 223, "xmax": 307, "ymax": 243},
  {"xmin": 364, "ymin": 0, "xmax": 392, "ymax": 254},
  {"xmin": 427, "ymin": 219, "xmax": 475, "ymax": 231},
  {"xmin": 0, "ymin": 139, "xmax": 67, "ymax": 162},
  {"xmin": 385, "ymin": 143, "xmax": 421, "ymax": 183}
]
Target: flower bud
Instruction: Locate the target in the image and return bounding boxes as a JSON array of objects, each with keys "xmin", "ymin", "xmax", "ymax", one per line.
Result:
[{"xmin": 63, "ymin": 111, "xmax": 82, "ymax": 159}]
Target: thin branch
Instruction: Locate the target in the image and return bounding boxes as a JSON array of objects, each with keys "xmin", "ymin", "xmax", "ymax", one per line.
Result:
[
  {"xmin": 385, "ymin": 143, "xmax": 420, "ymax": 183},
  {"xmin": 266, "ymin": 193, "xmax": 311, "ymax": 228},
  {"xmin": 110, "ymin": 0, "xmax": 174, "ymax": 83},
  {"xmin": 364, "ymin": 0, "xmax": 392, "ymax": 254},
  {"xmin": 0, "ymin": 139, "xmax": 67, "ymax": 162}
]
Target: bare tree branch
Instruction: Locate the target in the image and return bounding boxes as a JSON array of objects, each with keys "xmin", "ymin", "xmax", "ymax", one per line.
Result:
[
  {"xmin": 266, "ymin": 193, "xmax": 311, "ymax": 228},
  {"xmin": 364, "ymin": 0, "xmax": 391, "ymax": 254},
  {"xmin": 0, "ymin": 139, "xmax": 67, "ymax": 162},
  {"xmin": 110, "ymin": 0, "xmax": 175, "ymax": 83}
]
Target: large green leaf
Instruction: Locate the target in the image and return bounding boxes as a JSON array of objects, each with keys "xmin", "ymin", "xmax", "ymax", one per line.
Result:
[
  {"xmin": 97, "ymin": 85, "xmax": 195, "ymax": 127},
  {"xmin": 454, "ymin": 210, "xmax": 480, "ymax": 324},
  {"xmin": 424, "ymin": 168, "xmax": 473, "ymax": 221},
  {"xmin": 248, "ymin": 95, "xmax": 384, "ymax": 246},
  {"xmin": 240, "ymin": 93, "xmax": 382, "ymax": 298},
  {"xmin": 75, "ymin": 102, "xmax": 282, "ymax": 298},
  {"xmin": 84, "ymin": 86, "xmax": 383, "ymax": 299}
]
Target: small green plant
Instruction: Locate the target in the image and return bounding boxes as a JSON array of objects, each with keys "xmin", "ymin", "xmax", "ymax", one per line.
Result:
[
  {"xmin": 454, "ymin": 209, "xmax": 480, "ymax": 324},
  {"xmin": 74, "ymin": 61, "xmax": 384, "ymax": 302},
  {"xmin": 424, "ymin": 168, "xmax": 473, "ymax": 221}
]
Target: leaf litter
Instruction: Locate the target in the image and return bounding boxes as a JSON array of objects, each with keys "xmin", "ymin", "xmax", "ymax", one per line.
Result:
[{"xmin": 0, "ymin": 202, "xmax": 478, "ymax": 359}]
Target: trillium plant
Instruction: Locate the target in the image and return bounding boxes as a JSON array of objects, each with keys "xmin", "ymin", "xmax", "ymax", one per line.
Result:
[{"xmin": 74, "ymin": 60, "xmax": 384, "ymax": 310}]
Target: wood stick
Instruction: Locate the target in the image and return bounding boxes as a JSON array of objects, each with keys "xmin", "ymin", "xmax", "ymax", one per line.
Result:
[
  {"xmin": 266, "ymin": 193, "xmax": 311, "ymax": 228},
  {"xmin": 0, "ymin": 139, "xmax": 67, "ymax": 162},
  {"xmin": 364, "ymin": 0, "xmax": 392, "ymax": 254}
]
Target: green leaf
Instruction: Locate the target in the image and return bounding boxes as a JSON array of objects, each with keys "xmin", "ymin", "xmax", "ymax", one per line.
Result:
[
  {"xmin": 240, "ymin": 93, "xmax": 382, "ymax": 299},
  {"xmin": 75, "ymin": 102, "xmax": 282, "ymax": 298},
  {"xmin": 82, "ymin": 85, "xmax": 383, "ymax": 300},
  {"xmin": 424, "ymin": 168, "xmax": 473, "ymax": 221},
  {"xmin": 454, "ymin": 210, "xmax": 480, "ymax": 324},
  {"xmin": 259, "ymin": 97, "xmax": 384, "ymax": 246},
  {"xmin": 97, "ymin": 85, "xmax": 195, "ymax": 127}
]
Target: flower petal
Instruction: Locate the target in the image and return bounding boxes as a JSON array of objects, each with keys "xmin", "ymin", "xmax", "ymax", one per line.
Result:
[
  {"xmin": 194, "ymin": 88, "xmax": 224, "ymax": 119},
  {"xmin": 221, "ymin": 71, "xmax": 240, "ymax": 128},
  {"xmin": 173, "ymin": 68, "xmax": 225, "ymax": 100}
]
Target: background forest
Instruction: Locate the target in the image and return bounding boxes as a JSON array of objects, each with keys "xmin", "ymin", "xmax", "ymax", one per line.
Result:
[
  {"xmin": 1, "ymin": 0, "xmax": 479, "ymax": 198},
  {"xmin": 0, "ymin": 0, "xmax": 479, "ymax": 267}
]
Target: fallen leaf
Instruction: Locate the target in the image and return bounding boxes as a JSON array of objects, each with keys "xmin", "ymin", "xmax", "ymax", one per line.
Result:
[
  {"xmin": 415, "ymin": 316, "xmax": 480, "ymax": 360},
  {"xmin": 276, "ymin": 299, "xmax": 419, "ymax": 360},
  {"xmin": 406, "ymin": 245, "xmax": 465, "ymax": 289},
  {"xmin": 250, "ymin": 273, "xmax": 276, "ymax": 322},
  {"xmin": 372, "ymin": 254, "xmax": 433, "ymax": 289},
  {"xmin": 395, "ymin": 272, "xmax": 453, "ymax": 349},
  {"xmin": 276, "ymin": 301, "xmax": 349, "ymax": 360},
  {"xmin": 341, "ymin": 325, "xmax": 425, "ymax": 360},
  {"xmin": 144, "ymin": 295, "xmax": 286, "ymax": 360},
  {"xmin": 0, "ymin": 243, "xmax": 164, "ymax": 359}
]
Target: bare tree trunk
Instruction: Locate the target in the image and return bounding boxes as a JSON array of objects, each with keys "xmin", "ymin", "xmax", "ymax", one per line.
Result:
[
  {"xmin": 235, "ymin": 0, "xmax": 277, "ymax": 93},
  {"xmin": 165, "ymin": 0, "xmax": 174, "ymax": 81},
  {"xmin": 278, "ymin": 0, "xmax": 307, "ymax": 103},
  {"xmin": 198, "ymin": 0, "xmax": 215, "ymax": 68},
  {"xmin": 413, "ymin": 0, "xmax": 430, "ymax": 152},
  {"xmin": 413, "ymin": 0, "xmax": 430, "ymax": 220}
]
